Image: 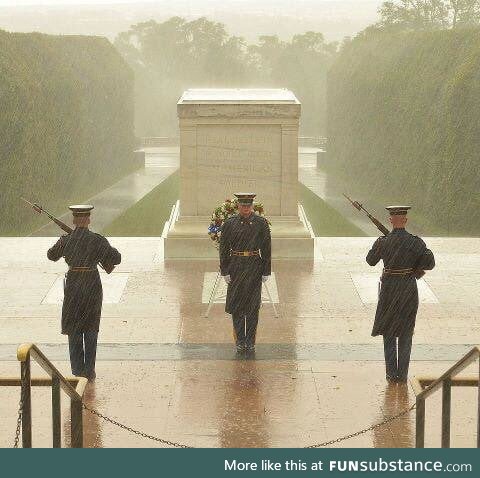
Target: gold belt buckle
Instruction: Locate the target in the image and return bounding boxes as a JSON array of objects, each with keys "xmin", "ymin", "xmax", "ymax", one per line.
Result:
[
  {"xmin": 70, "ymin": 266, "xmax": 94, "ymax": 272},
  {"xmin": 384, "ymin": 268, "xmax": 413, "ymax": 275}
]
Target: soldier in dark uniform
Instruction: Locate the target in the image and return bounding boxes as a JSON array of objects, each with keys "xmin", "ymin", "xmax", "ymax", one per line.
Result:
[
  {"xmin": 219, "ymin": 193, "xmax": 271, "ymax": 354},
  {"xmin": 47, "ymin": 205, "xmax": 121, "ymax": 381},
  {"xmin": 366, "ymin": 206, "xmax": 435, "ymax": 383}
]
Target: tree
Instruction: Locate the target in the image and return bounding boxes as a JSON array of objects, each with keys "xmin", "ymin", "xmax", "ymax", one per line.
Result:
[
  {"xmin": 115, "ymin": 17, "xmax": 337, "ymax": 137},
  {"xmin": 378, "ymin": 0, "xmax": 480, "ymax": 29},
  {"xmin": 114, "ymin": 17, "xmax": 251, "ymax": 135},
  {"xmin": 247, "ymin": 35, "xmax": 286, "ymax": 81},
  {"xmin": 450, "ymin": 0, "xmax": 480, "ymax": 26},
  {"xmin": 379, "ymin": 1, "xmax": 449, "ymax": 29},
  {"xmin": 246, "ymin": 32, "xmax": 337, "ymax": 135}
]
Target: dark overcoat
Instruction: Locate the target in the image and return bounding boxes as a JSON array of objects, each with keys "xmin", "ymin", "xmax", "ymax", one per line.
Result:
[
  {"xmin": 366, "ymin": 228, "xmax": 435, "ymax": 337},
  {"xmin": 219, "ymin": 213, "xmax": 271, "ymax": 316},
  {"xmin": 47, "ymin": 228, "xmax": 121, "ymax": 335}
]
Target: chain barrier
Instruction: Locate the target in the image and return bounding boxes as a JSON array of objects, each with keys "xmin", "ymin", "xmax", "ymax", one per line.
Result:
[
  {"xmin": 82, "ymin": 404, "xmax": 193, "ymax": 448},
  {"xmin": 305, "ymin": 403, "xmax": 416, "ymax": 448},
  {"xmin": 12, "ymin": 367, "xmax": 27, "ymax": 448},
  {"xmin": 12, "ymin": 375, "xmax": 415, "ymax": 448},
  {"xmin": 82, "ymin": 401, "xmax": 416, "ymax": 449},
  {"xmin": 12, "ymin": 396, "xmax": 23, "ymax": 448}
]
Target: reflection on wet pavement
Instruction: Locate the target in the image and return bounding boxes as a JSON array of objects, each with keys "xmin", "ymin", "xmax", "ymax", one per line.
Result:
[
  {"xmin": 1, "ymin": 238, "xmax": 479, "ymax": 447},
  {"xmin": 2, "ymin": 360, "xmax": 478, "ymax": 448},
  {"xmin": 218, "ymin": 360, "xmax": 270, "ymax": 447}
]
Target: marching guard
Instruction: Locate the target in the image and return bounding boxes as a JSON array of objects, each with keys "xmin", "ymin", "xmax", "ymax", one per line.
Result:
[
  {"xmin": 366, "ymin": 206, "xmax": 435, "ymax": 383},
  {"xmin": 47, "ymin": 205, "xmax": 121, "ymax": 381},
  {"xmin": 219, "ymin": 193, "xmax": 272, "ymax": 355}
]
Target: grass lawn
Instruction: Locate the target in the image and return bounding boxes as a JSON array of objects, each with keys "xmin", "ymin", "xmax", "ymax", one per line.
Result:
[
  {"xmin": 101, "ymin": 171, "xmax": 179, "ymax": 236},
  {"xmin": 299, "ymin": 183, "xmax": 366, "ymax": 236},
  {"xmin": 102, "ymin": 173, "xmax": 365, "ymax": 237}
]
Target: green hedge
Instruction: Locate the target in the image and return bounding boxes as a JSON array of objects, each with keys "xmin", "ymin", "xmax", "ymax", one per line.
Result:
[
  {"xmin": 0, "ymin": 30, "xmax": 138, "ymax": 235},
  {"xmin": 326, "ymin": 28, "xmax": 480, "ymax": 236}
]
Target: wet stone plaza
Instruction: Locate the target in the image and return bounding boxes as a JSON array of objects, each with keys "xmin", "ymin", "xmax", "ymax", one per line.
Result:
[{"xmin": 0, "ymin": 237, "xmax": 479, "ymax": 447}]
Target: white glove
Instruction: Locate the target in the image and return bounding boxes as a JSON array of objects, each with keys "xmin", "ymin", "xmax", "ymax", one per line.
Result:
[
  {"xmin": 223, "ymin": 274, "xmax": 231, "ymax": 284},
  {"xmin": 262, "ymin": 275, "xmax": 269, "ymax": 283}
]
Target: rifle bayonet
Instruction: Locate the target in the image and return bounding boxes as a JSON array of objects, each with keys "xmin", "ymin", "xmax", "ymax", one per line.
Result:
[
  {"xmin": 21, "ymin": 197, "xmax": 73, "ymax": 234},
  {"xmin": 343, "ymin": 194, "xmax": 390, "ymax": 236},
  {"xmin": 343, "ymin": 193, "xmax": 363, "ymax": 211}
]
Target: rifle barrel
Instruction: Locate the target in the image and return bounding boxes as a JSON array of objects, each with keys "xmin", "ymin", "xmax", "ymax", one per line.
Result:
[
  {"xmin": 343, "ymin": 194, "xmax": 390, "ymax": 236},
  {"xmin": 21, "ymin": 197, "xmax": 41, "ymax": 213},
  {"xmin": 343, "ymin": 193, "xmax": 361, "ymax": 211},
  {"xmin": 21, "ymin": 197, "xmax": 73, "ymax": 234}
]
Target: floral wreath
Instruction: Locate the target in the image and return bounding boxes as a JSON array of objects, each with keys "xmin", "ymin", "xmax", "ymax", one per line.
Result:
[{"xmin": 208, "ymin": 197, "xmax": 271, "ymax": 248}]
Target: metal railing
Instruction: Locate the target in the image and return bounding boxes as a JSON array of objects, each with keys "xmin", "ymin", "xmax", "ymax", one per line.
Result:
[
  {"xmin": 141, "ymin": 137, "xmax": 179, "ymax": 148},
  {"xmin": 5, "ymin": 343, "xmax": 88, "ymax": 448},
  {"xmin": 298, "ymin": 136, "xmax": 327, "ymax": 149},
  {"xmin": 140, "ymin": 136, "xmax": 327, "ymax": 150},
  {"xmin": 412, "ymin": 346, "xmax": 480, "ymax": 448}
]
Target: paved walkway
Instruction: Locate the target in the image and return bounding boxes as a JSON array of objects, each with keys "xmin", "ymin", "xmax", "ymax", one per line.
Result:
[
  {"xmin": 0, "ymin": 237, "xmax": 479, "ymax": 447},
  {"xmin": 298, "ymin": 165, "xmax": 374, "ymax": 235},
  {"xmin": 32, "ymin": 148, "xmax": 179, "ymax": 236}
]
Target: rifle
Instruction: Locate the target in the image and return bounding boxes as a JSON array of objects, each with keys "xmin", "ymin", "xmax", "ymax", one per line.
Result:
[
  {"xmin": 343, "ymin": 194, "xmax": 425, "ymax": 279},
  {"xmin": 343, "ymin": 194, "xmax": 390, "ymax": 236},
  {"xmin": 21, "ymin": 198, "xmax": 112, "ymax": 273},
  {"xmin": 21, "ymin": 197, "xmax": 73, "ymax": 233}
]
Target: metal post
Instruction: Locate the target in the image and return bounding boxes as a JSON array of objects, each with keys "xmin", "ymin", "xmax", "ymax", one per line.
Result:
[
  {"xmin": 415, "ymin": 397, "xmax": 425, "ymax": 448},
  {"xmin": 21, "ymin": 360, "xmax": 32, "ymax": 448},
  {"xmin": 52, "ymin": 375, "xmax": 61, "ymax": 448},
  {"xmin": 70, "ymin": 399, "xmax": 83, "ymax": 448},
  {"xmin": 205, "ymin": 270, "xmax": 221, "ymax": 318},
  {"xmin": 263, "ymin": 281, "xmax": 279, "ymax": 318},
  {"xmin": 441, "ymin": 379, "xmax": 451, "ymax": 448}
]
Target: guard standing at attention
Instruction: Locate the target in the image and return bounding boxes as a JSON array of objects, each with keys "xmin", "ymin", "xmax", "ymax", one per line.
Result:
[
  {"xmin": 220, "ymin": 193, "xmax": 271, "ymax": 355},
  {"xmin": 47, "ymin": 205, "xmax": 121, "ymax": 381},
  {"xmin": 366, "ymin": 206, "xmax": 435, "ymax": 383}
]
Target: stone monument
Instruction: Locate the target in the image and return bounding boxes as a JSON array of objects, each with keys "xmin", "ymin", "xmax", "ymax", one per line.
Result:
[{"xmin": 164, "ymin": 88, "xmax": 314, "ymax": 258}]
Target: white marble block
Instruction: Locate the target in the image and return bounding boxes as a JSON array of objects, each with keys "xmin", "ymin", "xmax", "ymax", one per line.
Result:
[{"xmin": 165, "ymin": 88, "xmax": 314, "ymax": 259}]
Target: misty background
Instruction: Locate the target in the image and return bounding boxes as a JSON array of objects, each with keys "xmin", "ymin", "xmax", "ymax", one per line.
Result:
[
  {"xmin": 1, "ymin": 0, "xmax": 479, "ymax": 236},
  {"xmin": 0, "ymin": 1, "xmax": 381, "ymax": 42}
]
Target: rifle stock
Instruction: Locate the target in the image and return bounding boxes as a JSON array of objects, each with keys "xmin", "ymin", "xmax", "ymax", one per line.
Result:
[
  {"xmin": 368, "ymin": 215, "xmax": 390, "ymax": 236},
  {"xmin": 51, "ymin": 216, "xmax": 73, "ymax": 234}
]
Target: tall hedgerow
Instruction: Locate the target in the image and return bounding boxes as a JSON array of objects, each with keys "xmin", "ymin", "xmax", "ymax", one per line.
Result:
[
  {"xmin": 327, "ymin": 28, "xmax": 480, "ymax": 235},
  {"xmin": 0, "ymin": 30, "xmax": 138, "ymax": 235}
]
